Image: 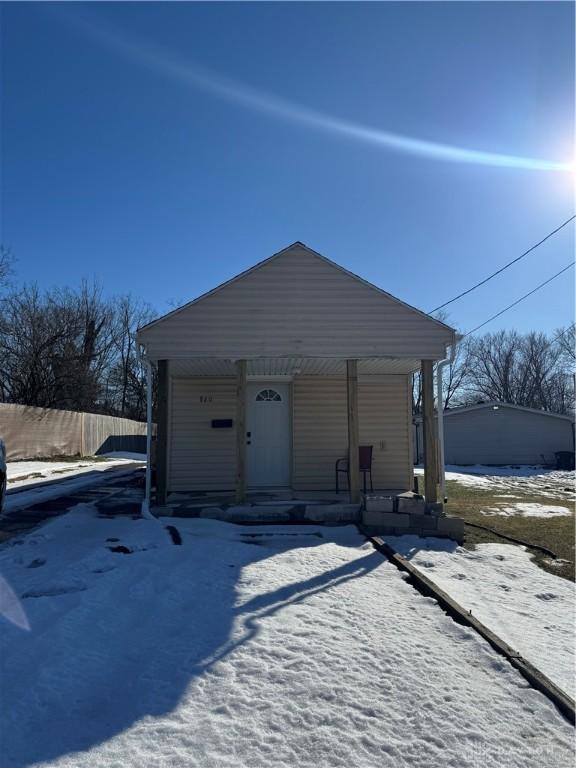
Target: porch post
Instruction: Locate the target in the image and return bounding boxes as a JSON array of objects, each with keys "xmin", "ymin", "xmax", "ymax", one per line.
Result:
[
  {"xmin": 421, "ymin": 359, "xmax": 438, "ymax": 507},
  {"xmin": 142, "ymin": 357, "xmax": 153, "ymax": 518},
  {"xmin": 235, "ymin": 360, "xmax": 247, "ymax": 503},
  {"xmin": 346, "ymin": 359, "xmax": 361, "ymax": 504},
  {"xmin": 156, "ymin": 359, "xmax": 169, "ymax": 506}
]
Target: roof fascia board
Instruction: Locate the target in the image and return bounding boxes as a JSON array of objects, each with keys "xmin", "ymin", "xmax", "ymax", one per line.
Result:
[{"xmin": 140, "ymin": 352, "xmax": 444, "ymax": 363}]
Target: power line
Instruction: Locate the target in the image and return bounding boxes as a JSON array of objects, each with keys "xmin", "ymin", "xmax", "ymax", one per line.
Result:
[
  {"xmin": 548, "ymin": 323, "xmax": 576, "ymax": 346},
  {"xmin": 462, "ymin": 262, "xmax": 575, "ymax": 337},
  {"xmin": 430, "ymin": 215, "xmax": 576, "ymax": 314}
]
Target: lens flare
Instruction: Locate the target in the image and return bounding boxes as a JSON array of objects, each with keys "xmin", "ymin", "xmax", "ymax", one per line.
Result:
[
  {"xmin": 71, "ymin": 16, "xmax": 574, "ymax": 173},
  {"xmin": 0, "ymin": 574, "xmax": 30, "ymax": 631}
]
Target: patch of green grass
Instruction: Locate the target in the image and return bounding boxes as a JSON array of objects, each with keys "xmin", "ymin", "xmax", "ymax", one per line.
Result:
[{"xmin": 445, "ymin": 480, "xmax": 575, "ymax": 581}]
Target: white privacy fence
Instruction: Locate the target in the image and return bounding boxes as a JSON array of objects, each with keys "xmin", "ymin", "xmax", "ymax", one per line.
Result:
[{"xmin": 0, "ymin": 403, "xmax": 148, "ymax": 461}]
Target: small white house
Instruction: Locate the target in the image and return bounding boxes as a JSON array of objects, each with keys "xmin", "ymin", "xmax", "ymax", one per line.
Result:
[
  {"xmin": 137, "ymin": 242, "xmax": 456, "ymax": 512},
  {"xmin": 414, "ymin": 402, "xmax": 575, "ymax": 466}
]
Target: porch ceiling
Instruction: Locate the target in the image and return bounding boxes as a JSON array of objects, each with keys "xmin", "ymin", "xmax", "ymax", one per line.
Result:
[{"xmin": 169, "ymin": 357, "xmax": 421, "ymax": 377}]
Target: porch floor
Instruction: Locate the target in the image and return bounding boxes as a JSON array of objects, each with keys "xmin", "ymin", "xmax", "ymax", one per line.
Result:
[{"xmin": 158, "ymin": 488, "xmax": 410, "ymax": 524}]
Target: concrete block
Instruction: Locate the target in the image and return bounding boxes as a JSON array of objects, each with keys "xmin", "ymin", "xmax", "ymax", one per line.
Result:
[
  {"xmin": 224, "ymin": 505, "xmax": 255, "ymax": 514},
  {"xmin": 374, "ymin": 526, "xmax": 396, "ymax": 537},
  {"xmin": 255, "ymin": 510, "xmax": 293, "ymax": 521},
  {"xmin": 364, "ymin": 495, "xmax": 395, "ymax": 513},
  {"xmin": 198, "ymin": 507, "xmax": 226, "ymax": 519},
  {"xmin": 425, "ymin": 502, "xmax": 445, "ymax": 516},
  {"xmin": 409, "ymin": 514, "xmax": 437, "ymax": 529},
  {"xmin": 305, "ymin": 504, "xmax": 361, "ymax": 522},
  {"xmin": 168, "ymin": 500, "xmax": 213, "ymax": 509},
  {"xmin": 381, "ymin": 512, "xmax": 411, "ymax": 528},
  {"xmin": 362, "ymin": 510, "xmax": 382, "ymax": 527},
  {"xmin": 397, "ymin": 496, "xmax": 427, "ymax": 514},
  {"xmin": 437, "ymin": 517, "xmax": 465, "ymax": 540},
  {"xmin": 259, "ymin": 491, "xmax": 293, "ymax": 501},
  {"xmin": 253, "ymin": 504, "xmax": 295, "ymax": 515},
  {"xmin": 362, "ymin": 510, "xmax": 411, "ymax": 528},
  {"xmin": 153, "ymin": 506, "xmax": 174, "ymax": 517},
  {"xmin": 226, "ymin": 506, "xmax": 293, "ymax": 522}
]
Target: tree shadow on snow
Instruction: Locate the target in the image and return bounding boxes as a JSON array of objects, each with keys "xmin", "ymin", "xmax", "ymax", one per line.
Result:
[{"xmin": 1, "ymin": 526, "xmax": 384, "ymax": 767}]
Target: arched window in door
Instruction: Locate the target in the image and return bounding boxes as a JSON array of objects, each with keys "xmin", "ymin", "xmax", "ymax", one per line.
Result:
[{"xmin": 255, "ymin": 389, "xmax": 282, "ymax": 402}]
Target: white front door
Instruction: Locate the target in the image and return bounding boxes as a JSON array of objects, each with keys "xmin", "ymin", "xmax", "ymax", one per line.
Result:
[{"xmin": 246, "ymin": 383, "xmax": 291, "ymax": 487}]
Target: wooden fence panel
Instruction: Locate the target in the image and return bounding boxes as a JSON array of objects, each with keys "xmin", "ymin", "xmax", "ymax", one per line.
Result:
[{"xmin": 0, "ymin": 403, "xmax": 147, "ymax": 461}]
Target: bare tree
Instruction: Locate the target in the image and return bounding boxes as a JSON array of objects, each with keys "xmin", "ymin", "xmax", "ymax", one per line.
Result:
[
  {"xmin": 462, "ymin": 329, "xmax": 574, "ymax": 414},
  {"xmin": 0, "ymin": 272, "xmax": 159, "ymax": 419},
  {"xmin": 441, "ymin": 337, "xmax": 472, "ymax": 409},
  {"xmin": 412, "ymin": 311, "xmax": 470, "ymax": 413},
  {"xmin": 0, "ymin": 246, "xmax": 14, "ymax": 289},
  {"xmin": 105, "ymin": 295, "xmax": 156, "ymax": 419},
  {"xmin": 412, "ymin": 337, "xmax": 473, "ymax": 413},
  {"xmin": 412, "ymin": 327, "xmax": 574, "ymax": 416},
  {"xmin": 50, "ymin": 282, "xmax": 116, "ymax": 411},
  {"xmin": 465, "ymin": 330, "xmax": 520, "ymax": 404},
  {"xmin": 0, "ymin": 282, "xmax": 115, "ymax": 411},
  {"xmin": 554, "ymin": 325, "xmax": 575, "ymax": 366}
]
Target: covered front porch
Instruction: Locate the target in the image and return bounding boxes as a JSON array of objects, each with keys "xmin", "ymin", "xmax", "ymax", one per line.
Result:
[{"xmin": 146, "ymin": 354, "xmax": 442, "ymax": 517}]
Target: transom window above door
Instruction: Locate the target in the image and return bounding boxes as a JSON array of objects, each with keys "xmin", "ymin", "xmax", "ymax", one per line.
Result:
[{"xmin": 255, "ymin": 389, "xmax": 282, "ymax": 402}]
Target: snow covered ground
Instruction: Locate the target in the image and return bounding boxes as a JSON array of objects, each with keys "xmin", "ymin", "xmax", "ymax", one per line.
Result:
[
  {"xmin": 0, "ymin": 510, "xmax": 573, "ymax": 767},
  {"xmin": 387, "ymin": 536, "xmax": 575, "ymax": 699},
  {"xmin": 415, "ymin": 464, "xmax": 575, "ymax": 500},
  {"xmin": 7, "ymin": 453, "xmax": 146, "ymax": 486},
  {"xmin": 481, "ymin": 502, "xmax": 573, "ymax": 518},
  {"xmin": 4, "ymin": 455, "xmax": 146, "ymax": 515}
]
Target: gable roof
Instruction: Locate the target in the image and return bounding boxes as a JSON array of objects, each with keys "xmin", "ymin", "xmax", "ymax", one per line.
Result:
[
  {"xmin": 138, "ymin": 241, "xmax": 454, "ymax": 336},
  {"xmin": 442, "ymin": 402, "xmax": 574, "ymax": 422},
  {"xmin": 137, "ymin": 241, "xmax": 456, "ymax": 360}
]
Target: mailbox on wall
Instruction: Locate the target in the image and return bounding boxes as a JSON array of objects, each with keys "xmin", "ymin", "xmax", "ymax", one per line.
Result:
[{"xmin": 211, "ymin": 419, "xmax": 233, "ymax": 429}]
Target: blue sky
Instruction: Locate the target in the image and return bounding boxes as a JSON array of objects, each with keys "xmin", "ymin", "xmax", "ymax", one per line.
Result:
[{"xmin": 2, "ymin": 1, "xmax": 574, "ymax": 335}]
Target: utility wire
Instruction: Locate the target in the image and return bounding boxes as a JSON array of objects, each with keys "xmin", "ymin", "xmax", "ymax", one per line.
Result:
[
  {"xmin": 430, "ymin": 215, "xmax": 576, "ymax": 313},
  {"xmin": 462, "ymin": 262, "xmax": 575, "ymax": 337},
  {"xmin": 548, "ymin": 323, "xmax": 576, "ymax": 346}
]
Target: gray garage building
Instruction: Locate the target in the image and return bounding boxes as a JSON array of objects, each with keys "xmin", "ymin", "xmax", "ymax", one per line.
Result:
[{"xmin": 414, "ymin": 402, "xmax": 575, "ymax": 466}]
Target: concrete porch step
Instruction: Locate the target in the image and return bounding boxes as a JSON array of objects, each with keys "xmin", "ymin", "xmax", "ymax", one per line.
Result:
[
  {"xmin": 162, "ymin": 501, "xmax": 362, "ymax": 524},
  {"xmin": 362, "ymin": 509, "xmax": 465, "ymax": 543}
]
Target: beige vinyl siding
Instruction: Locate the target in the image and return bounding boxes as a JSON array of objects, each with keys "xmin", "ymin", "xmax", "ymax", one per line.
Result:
[
  {"xmin": 292, "ymin": 376, "xmax": 412, "ymax": 491},
  {"xmin": 443, "ymin": 407, "xmax": 574, "ymax": 465},
  {"xmin": 139, "ymin": 246, "xmax": 453, "ymax": 360},
  {"xmin": 169, "ymin": 378, "xmax": 236, "ymax": 491},
  {"xmin": 168, "ymin": 374, "xmax": 413, "ymax": 493}
]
